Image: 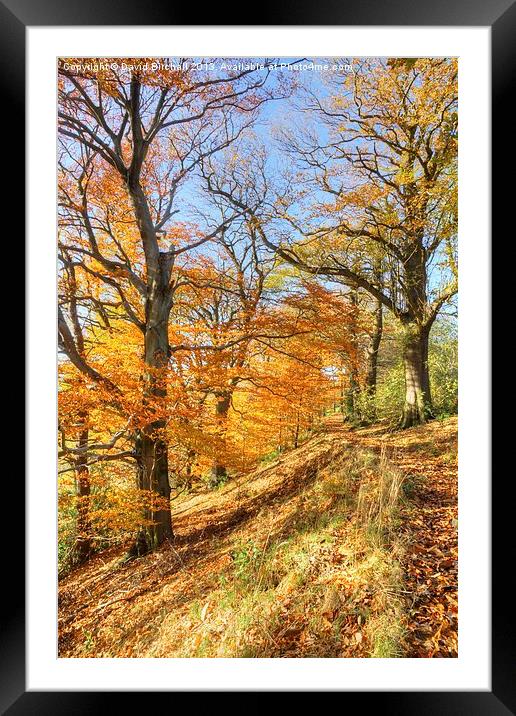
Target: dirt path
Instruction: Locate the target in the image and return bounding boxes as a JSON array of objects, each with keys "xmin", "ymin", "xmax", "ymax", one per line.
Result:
[
  {"xmin": 58, "ymin": 416, "xmax": 457, "ymax": 658},
  {"xmin": 341, "ymin": 416, "xmax": 458, "ymax": 657}
]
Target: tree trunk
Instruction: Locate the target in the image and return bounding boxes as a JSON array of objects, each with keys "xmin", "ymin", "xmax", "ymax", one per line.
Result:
[
  {"xmin": 345, "ymin": 373, "xmax": 359, "ymax": 423},
  {"xmin": 400, "ymin": 323, "xmax": 433, "ymax": 428},
  {"xmin": 278, "ymin": 416, "xmax": 284, "ymax": 454},
  {"xmin": 293, "ymin": 409, "xmax": 300, "ymax": 448},
  {"xmin": 361, "ymin": 298, "xmax": 383, "ymax": 424},
  {"xmin": 345, "ymin": 290, "xmax": 361, "ymax": 424},
  {"xmin": 421, "ymin": 327, "xmax": 432, "ymax": 410},
  {"xmin": 338, "ymin": 369, "xmax": 346, "ymax": 421},
  {"xmin": 132, "ymin": 288, "xmax": 174, "ymax": 556},
  {"xmin": 210, "ymin": 393, "xmax": 231, "ymax": 487},
  {"xmin": 365, "ymin": 299, "xmax": 382, "ymax": 395},
  {"xmin": 74, "ymin": 423, "xmax": 92, "ymax": 564},
  {"xmin": 184, "ymin": 449, "xmax": 196, "ymax": 490},
  {"xmin": 133, "ymin": 427, "xmax": 173, "ymax": 554}
]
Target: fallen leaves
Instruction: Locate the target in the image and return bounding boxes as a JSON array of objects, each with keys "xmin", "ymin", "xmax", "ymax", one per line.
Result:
[
  {"xmin": 58, "ymin": 416, "xmax": 458, "ymax": 659},
  {"xmin": 200, "ymin": 601, "xmax": 210, "ymax": 622}
]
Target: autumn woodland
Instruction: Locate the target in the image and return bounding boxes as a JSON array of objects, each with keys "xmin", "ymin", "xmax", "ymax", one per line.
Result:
[{"xmin": 58, "ymin": 58, "xmax": 458, "ymax": 658}]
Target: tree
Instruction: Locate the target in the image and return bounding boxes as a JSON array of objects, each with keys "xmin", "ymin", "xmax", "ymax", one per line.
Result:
[
  {"xmin": 266, "ymin": 58, "xmax": 457, "ymax": 426},
  {"xmin": 58, "ymin": 58, "xmax": 282, "ymax": 552}
]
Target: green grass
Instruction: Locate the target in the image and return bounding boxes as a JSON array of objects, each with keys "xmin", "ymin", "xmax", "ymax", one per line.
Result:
[{"xmin": 170, "ymin": 447, "xmax": 408, "ymax": 658}]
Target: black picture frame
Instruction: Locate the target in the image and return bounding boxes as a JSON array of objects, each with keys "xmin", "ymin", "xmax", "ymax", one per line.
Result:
[{"xmin": 4, "ymin": 0, "xmax": 508, "ymax": 711}]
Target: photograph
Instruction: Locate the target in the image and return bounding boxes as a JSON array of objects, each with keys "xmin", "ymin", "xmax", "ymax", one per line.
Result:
[{"xmin": 56, "ymin": 56, "xmax": 458, "ymax": 659}]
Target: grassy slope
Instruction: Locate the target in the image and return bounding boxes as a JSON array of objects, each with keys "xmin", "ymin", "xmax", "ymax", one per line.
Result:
[{"xmin": 58, "ymin": 415, "xmax": 457, "ymax": 658}]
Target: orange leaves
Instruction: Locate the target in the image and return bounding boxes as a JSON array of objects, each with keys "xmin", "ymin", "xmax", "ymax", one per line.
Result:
[{"xmin": 57, "ymin": 57, "xmax": 402, "ymax": 541}]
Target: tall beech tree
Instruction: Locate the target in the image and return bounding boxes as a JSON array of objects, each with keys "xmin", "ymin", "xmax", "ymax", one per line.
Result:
[
  {"xmin": 58, "ymin": 58, "xmax": 282, "ymax": 552},
  {"xmin": 267, "ymin": 58, "xmax": 458, "ymax": 426}
]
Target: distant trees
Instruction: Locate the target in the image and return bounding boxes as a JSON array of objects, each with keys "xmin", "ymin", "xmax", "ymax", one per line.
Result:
[
  {"xmin": 257, "ymin": 58, "xmax": 458, "ymax": 426},
  {"xmin": 173, "ymin": 220, "xmax": 273, "ymax": 486},
  {"xmin": 339, "ymin": 289, "xmax": 384, "ymax": 426}
]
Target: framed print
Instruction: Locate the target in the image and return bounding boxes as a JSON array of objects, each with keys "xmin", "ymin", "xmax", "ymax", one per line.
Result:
[{"xmin": 4, "ymin": 0, "xmax": 510, "ymax": 710}]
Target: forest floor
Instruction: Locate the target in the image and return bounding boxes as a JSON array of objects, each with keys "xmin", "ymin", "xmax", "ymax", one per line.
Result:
[{"xmin": 58, "ymin": 415, "xmax": 457, "ymax": 658}]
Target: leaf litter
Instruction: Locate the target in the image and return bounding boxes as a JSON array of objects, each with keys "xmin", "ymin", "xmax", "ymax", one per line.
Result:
[{"xmin": 59, "ymin": 416, "xmax": 457, "ymax": 658}]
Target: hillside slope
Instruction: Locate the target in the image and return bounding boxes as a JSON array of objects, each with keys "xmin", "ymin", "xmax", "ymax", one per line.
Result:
[{"xmin": 58, "ymin": 416, "xmax": 457, "ymax": 658}]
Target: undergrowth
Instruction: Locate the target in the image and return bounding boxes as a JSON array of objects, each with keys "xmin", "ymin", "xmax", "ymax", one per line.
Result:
[{"xmin": 159, "ymin": 446, "xmax": 408, "ymax": 658}]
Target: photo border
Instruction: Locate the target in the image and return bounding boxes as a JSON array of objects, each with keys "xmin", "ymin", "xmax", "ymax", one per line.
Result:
[{"xmin": 3, "ymin": 0, "xmax": 508, "ymax": 710}]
